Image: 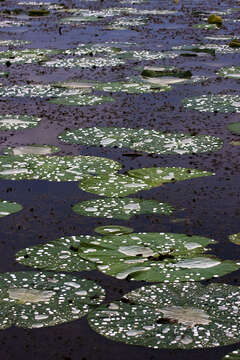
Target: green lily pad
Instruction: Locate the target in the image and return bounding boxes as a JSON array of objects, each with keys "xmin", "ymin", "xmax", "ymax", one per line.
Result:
[
  {"xmin": 0, "ymin": 49, "xmax": 60, "ymax": 65},
  {"xmin": 73, "ymin": 198, "xmax": 174, "ymax": 220},
  {"xmin": 0, "ymin": 199, "xmax": 22, "ymax": 217},
  {"xmin": 218, "ymin": 66, "xmax": 240, "ymax": 78},
  {"xmin": 0, "ymin": 84, "xmax": 89, "ymax": 99},
  {"xmin": 2, "ymin": 145, "xmax": 59, "ymax": 156},
  {"xmin": 94, "ymin": 225, "xmax": 133, "ymax": 235},
  {"xmin": 16, "ymin": 236, "xmax": 97, "ymax": 272},
  {"xmin": 229, "ymin": 233, "xmax": 240, "ymax": 245},
  {"xmin": 183, "ymin": 94, "xmax": 240, "ymax": 113},
  {"xmin": 0, "ymin": 271, "xmax": 105, "ymax": 329},
  {"xmin": 222, "ymin": 350, "xmax": 240, "ymax": 359},
  {"xmin": 58, "ymin": 127, "xmax": 223, "ymax": 155},
  {"xmin": 48, "ymin": 94, "xmax": 114, "ymax": 106},
  {"xmin": 174, "ymin": 43, "xmax": 240, "ymax": 54},
  {"xmin": 227, "ymin": 122, "xmax": 240, "ymax": 134},
  {"xmin": 64, "ymin": 43, "xmax": 131, "ymax": 57},
  {"xmin": 88, "ymin": 282, "xmax": 240, "ymax": 349},
  {"xmin": 192, "ymin": 23, "xmax": 219, "ymax": 29},
  {"xmin": 230, "ymin": 141, "xmax": 240, "ymax": 146},
  {"xmin": 172, "ymin": 45, "xmax": 215, "ymax": 56},
  {"xmin": 0, "ymin": 40, "xmax": 30, "ymax": 46},
  {"xmin": 0, "ymin": 154, "xmax": 121, "ymax": 181},
  {"xmin": 28, "ymin": 9, "xmax": 50, "ymax": 16},
  {"xmin": 127, "ymin": 167, "xmax": 213, "ymax": 186},
  {"xmin": 0, "ymin": 114, "xmax": 41, "ymax": 131},
  {"xmin": 78, "ymin": 232, "xmax": 238, "ymax": 282},
  {"xmin": 141, "ymin": 67, "xmax": 192, "ymax": 78},
  {"xmin": 43, "ymin": 57, "xmax": 125, "ymax": 68},
  {"xmin": 79, "ymin": 174, "xmax": 151, "ymax": 197},
  {"xmin": 94, "ymin": 81, "xmax": 171, "ymax": 93},
  {"xmin": 118, "ymin": 49, "xmax": 177, "ymax": 60},
  {"xmin": 106, "ymin": 17, "xmax": 146, "ymax": 30}
]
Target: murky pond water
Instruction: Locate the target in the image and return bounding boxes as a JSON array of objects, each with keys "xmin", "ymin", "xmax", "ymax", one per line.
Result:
[{"xmin": 1, "ymin": 0, "xmax": 240, "ymax": 358}]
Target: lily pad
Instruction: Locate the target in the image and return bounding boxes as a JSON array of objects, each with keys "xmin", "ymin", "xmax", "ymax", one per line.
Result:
[
  {"xmin": 229, "ymin": 233, "xmax": 240, "ymax": 245},
  {"xmin": 2, "ymin": 145, "xmax": 59, "ymax": 156},
  {"xmin": 94, "ymin": 81, "xmax": 171, "ymax": 93},
  {"xmin": 141, "ymin": 67, "xmax": 192, "ymax": 78},
  {"xmin": 28, "ymin": 9, "xmax": 50, "ymax": 16},
  {"xmin": 118, "ymin": 49, "xmax": 177, "ymax": 61},
  {"xmin": 227, "ymin": 122, "xmax": 240, "ymax": 134},
  {"xmin": 0, "ymin": 199, "xmax": 22, "ymax": 217},
  {"xmin": 127, "ymin": 167, "xmax": 213, "ymax": 186},
  {"xmin": 106, "ymin": 17, "xmax": 146, "ymax": 30},
  {"xmin": 48, "ymin": 94, "xmax": 114, "ymax": 106},
  {"xmin": 183, "ymin": 94, "xmax": 240, "ymax": 113},
  {"xmin": 218, "ymin": 66, "xmax": 240, "ymax": 78},
  {"xmin": 43, "ymin": 57, "xmax": 125, "ymax": 68},
  {"xmin": 0, "ymin": 271, "xmax": 105, "ymax": 329},
  {"xmin": 94, "ymin": 225, "xmax": 133, "ymax": 235},
  {"xmin": 16, "ymin": 236, "xmax": 97, "ymax": 272},
  {"xmin": 78, "ymin": 232, "xmax": 238, "ymax": 282},
  {"xmin": 0, "ymin": 40, "xmax": 30, "ymax": 46},
  {"xmin": 222, "ymin": 350, "xmax": 240, "ymax": 359},
  {"xmin": 58, "ymin": 127, "xmax": 223, "ymax": 155},
  {"xmin": 0, "ymin": 114, "xmax": 41, "ymax": 131},
  {"xmin": 0, "ymin": 49, "xmax": 60, "ymax": 65},
  {"xmin": 192, "ymin": 23, "xmax": 219, "ymax": 29},
  {"xmin": 0, "ymin": 154, "xmax": 121, "ymax": 181},
  {"xmin": 88, "ymin": 282, "xmax": 240, "ymax": 349},
  {"xmin": 73, "ymin": 198, "xmax": 174, "ymax": 220}
]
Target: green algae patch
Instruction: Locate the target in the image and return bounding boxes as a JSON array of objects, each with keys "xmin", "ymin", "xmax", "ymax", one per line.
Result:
[
  {"xmin": 0, "ymin": 271, "xmax": 105, "ymax": 329},
  {"xmin": 73, "ymin": 198, "xmax": 174, "ymax": 220},
  {"xmin": 0, "ymin": 154, "xmax": 121, "ymax": 181},
  {"xmin": 0, "ymin": 199, "xmax": 22, "ymax": 217},
  {"xmin": 16, "ymin": 236, "xmax": 98, "ymax": 272},
  {"xmin": 59, "ymin": 127, "xmax": 223, "ymax": 155},
  {"xmin": 77, "ymin": 232, "xmax": 238, "ymax": 282},
  {"xmin": 0, "ymin": 114, "xmax": 41, "ymax": 131},
  {"xmin": 183, "ymin": 94, "xmax": 240, "ymax": 113},
  {"xmin": 88, "ymin": 282, "xmax": 240, "ymax": 349},
  {"xmin": 94, "ymin": 225, "xmax": 133, "ymax": 236}
]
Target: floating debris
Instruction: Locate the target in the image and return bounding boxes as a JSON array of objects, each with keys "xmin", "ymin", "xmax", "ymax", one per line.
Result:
[
  {"xmin": 0, "ymin": 199, "xmax": 22, "ymax": 217},
  {"xmin": 0, "ymin": 271, "xmax": 105, "ymax": 329},
  {"xmin": 77, "ymin": 232, "xmax": 238, "ymax": 282},
  {"xmin": 73, "ymin": 198, "xmax": 174, "ymax": 220},
  {"xmin": 0, "ymin": 154, "xmax": 121, "ymax": 181},
  {"xmin": 183, "ymin": 94, "xmax": 240, "ymax": 113},
  {"xmin": 88, "ymin": 282, "xmax": 240, "ymax": 348},
  {"xmin": 0, "ymin": 114, "xmax": 41, "ymax": 131},
  {"xmin": 59, "ymin": 127, "xmax": 223, "ymax": 155}
]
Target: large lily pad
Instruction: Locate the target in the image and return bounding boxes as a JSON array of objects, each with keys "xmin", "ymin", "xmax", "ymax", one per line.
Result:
[
  {"xmin": 119, "ymin": 49, "xmax": 177, "ymax": 60},
  {"xmin": 183, "ymin": 95, "xmax": 240, "ymax": 113},
  {"xmin": 0, "ymin": 154, "xmax": 121, "ymax": 181},
  {"xmin": 0, "ymin": 271, "xmax": 105, "ymax": 329},
  {"xmin": 2, "ymin": 145, "xmax": 59, "ymax": 156},
  {"xmin": 127, "ymin": 167, "xmax": 213, "ymax": 186},
  {"xmin": 106, "ymin": 17, "xmax": 146, "ymax": 30},
  {"xmin": 73, "ymin": 198, "xmax": 174, "ymax": 220},
  {"xmin": 43, "ymin": 57, "xmax": 125, "ymax": 68},
  {"xmin": 77, "ymin": 232, "xmax": 238, "ymax": 281},
  {"xmin": 88, "ymin": 282, "xmax": 240, "ymax": 349},
  {"xmin": 79, "ymin": 168, "xmax": 213, "ymax": 197},
  {"xmin": 0, "ymin": 199, "xmax": 22, "ymax": 217},
  {"xmin": 0, "ymin": 114, "xmax": 41, "ymax": 131},
  {"xmin": 217, "ymin": 66, "xmax": 240, "ymax": 78},
  {"xmin": 48, "ymin": 94, "xmax": 114, "ymax": 106},
  {"xmin": 94, "ymin": 81, "xmax": 171, "ymax": 93},
  {"xmin": 58, "ymin": 127, "xmax": 223, "ymax": 155},
  {"xmin": 0, "ymin": 40, "xmax": 30, "ymax": 47},
  {"xmin": 0, "ymin": 49, "xmax": 60, "ymax": 64},
  {"xmin": 16, "ymin": 236, "xmax": 97, "ymax": 272}
]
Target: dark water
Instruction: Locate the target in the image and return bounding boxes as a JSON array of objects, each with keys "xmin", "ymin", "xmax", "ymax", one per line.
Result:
[{"xmin": 0, "ymin": 0, "xmax": 240, "ymax": 358}]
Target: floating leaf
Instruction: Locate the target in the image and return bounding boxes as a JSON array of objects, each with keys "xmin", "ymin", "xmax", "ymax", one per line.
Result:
[
  {"xmin": 0, "ymin": 271, "xmax": 105, "ymax": 329},
  {"xmin": 73, "ymin": 198, "xmax": 174, "ymax": 220},
  {"xmin": 118, "ymin": 49, "xmax": 177, "ymax": 61},
  {"xmin": 229, "ymin": 233, "xmax": 240, "ymax": 245},
  {"xmin": 0, "ymin": 49, "xmax": 60, "ymax": 64},
  {"xmin": 48, "ymin": 94, "xmax": 114, "ymax": 106},
  {"xmin": 43, "ymin": 57, "xmax": 125, "ymax": 68},
  {"xmin": 222, "ymin": 350, "xmax": 240, "ymax": 359},
  {"xmin": 141, "ymin": 66, "xmax": 192, "ymax": 78},
  {"xmin": 78, "ymin": 232, "xmax": 238, "ymax": 282},
  {"xmin": 16, "ymin": 236, "xmax": 97, "ymax": 272},
  {"xmin": 94, "ymin": 81, "xmax": 170, "ymax": 93},
  {"xmin": 218, "ymin": 66, "xmax": 240, "ymax": 78},
  {"xmin": 127, "ymin": 167, "xmax": 213, "ymax": 186},
  {"xmin": 174, "ymin": 43, "xmax": 240, "ymax": 54},
  {"xmin": 2, "ymin": 145, "xmax": 59, "ymax": 156},
  {"xmin": 88, "ymin": 282, "xmax": 240, "ymax": 349},
  {"xmin": 106, "ymin": 17, "xmax": 146, "ymax": 30},
  {"xmin": 94, "ymin": 225, "xmax": 133, "ymax": 235},
  {"xmin": 0, "ymin": 154, "xmax": 121, "ymax": 181},
  {"xmin": 0, "ymin": 40, "xmax": 30, "ymax": 47},
  {"xmin": 79, "ymin": 174, "xmax": 151, "ymax": 197},
  {"xmin": 0, "ymin": 114, "xmax": 41, "ymax": 131},
  {"xmin": 192, "ymin": 23, "xmax": 219, "ymax": 29},
  {"xmin": 227, "ymin": 122, "xmax": 240, "ymax": 135},
  {"xmin": 0, "ymin": 199, "xmax": 22, "ymax": 217},
  {"xmin": 183, "ymin": 94, "xmax": 240, "ymax": 113},
  {"xmin": 208, "ymin": 14, "xmax": 223, "ymax": 26},
  {"xmin": 28, "ymin": 9, "xmax": 50, "ymax": 16},
  {"xmin": 59, "ymin": 127, "xmax": 223, "ymax": 155}
]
